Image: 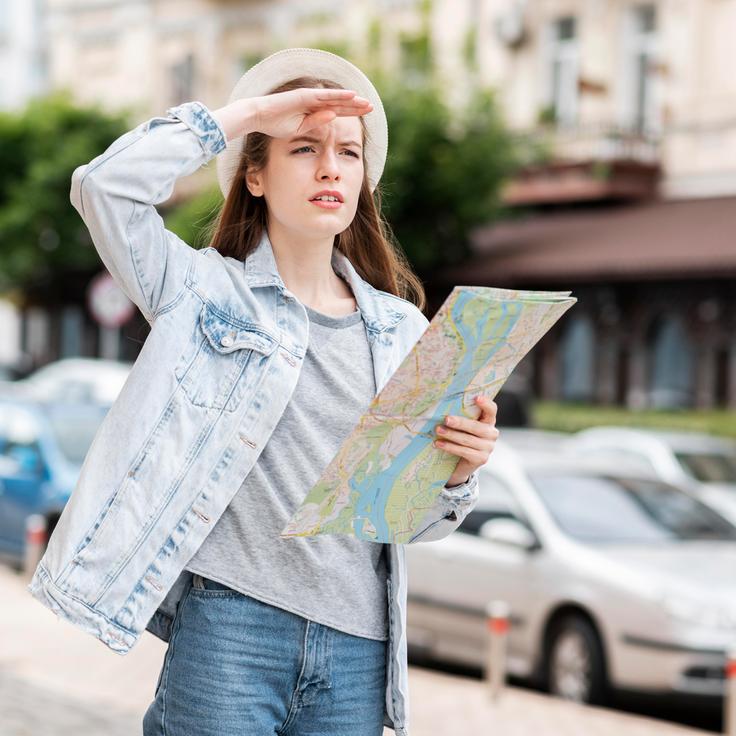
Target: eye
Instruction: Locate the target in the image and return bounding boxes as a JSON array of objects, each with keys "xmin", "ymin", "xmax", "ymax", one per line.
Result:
[{"xmin": 292, "ymin": 145, "xmax": 360, "ymax": 158}]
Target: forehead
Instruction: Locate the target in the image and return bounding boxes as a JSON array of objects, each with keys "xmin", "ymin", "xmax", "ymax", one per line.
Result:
[{"xmin": 278, "ymin": 115, "xmax": 364, "ymax": 144}]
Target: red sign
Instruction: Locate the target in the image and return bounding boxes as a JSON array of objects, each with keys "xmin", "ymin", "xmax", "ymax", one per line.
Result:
[{"xmin": 87, "ymin": 272, "xmax": 136, "ymax": 328}]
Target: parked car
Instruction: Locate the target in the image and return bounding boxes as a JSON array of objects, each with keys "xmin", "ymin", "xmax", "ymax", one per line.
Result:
[
  {"xmin": 570, "ymin": 427, "xmax": 736, "ymax": 524},
  {"xmin": 7, "ymin": 357, "xmax": 133, "ymax": 407},
  {"xmin": 406, "ymin": 441, "xmax": 736, "ymax": 706},
  {"xmin": 0, "ymin": 397, "xmax": 108, "ymax": 573},
  {"xmin": 490, "ymin": 427, "xmax": 574, "ymax": 454}
]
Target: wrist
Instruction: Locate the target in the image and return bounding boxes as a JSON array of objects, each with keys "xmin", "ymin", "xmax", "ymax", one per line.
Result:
[
  {"xmin": 445, "ymin": 473, "xmax": 470, "ymax": 488},
  {"xmin": 210, "ymin": 97, "xmax": 260, "ymax": 143}
]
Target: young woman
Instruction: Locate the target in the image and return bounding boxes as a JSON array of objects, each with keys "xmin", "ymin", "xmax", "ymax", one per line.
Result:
[{"xmin": 27, "ymin": 48, "xmax": 499, "ymax": 736}]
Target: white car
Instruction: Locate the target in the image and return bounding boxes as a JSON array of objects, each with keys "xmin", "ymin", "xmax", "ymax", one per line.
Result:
[
  {"xmin": 406, "ymin": 441, "xmax": 736, "ymax": 706},
  {"xmin": 6, "ymin": 357, "xmax": 133, "ymax": 406},
  {"xmin": 570, "ymin": 427, "xmax": 736, "ymax": 525}
]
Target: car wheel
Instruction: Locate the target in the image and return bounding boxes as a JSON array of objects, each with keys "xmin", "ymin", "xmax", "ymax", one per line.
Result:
[{"xmin": 545, "ymin": 615, "xmax": 608, "ymax": 705}]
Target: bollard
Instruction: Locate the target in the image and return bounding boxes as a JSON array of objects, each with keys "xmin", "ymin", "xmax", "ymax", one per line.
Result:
[
  {"xmin": 23, "ymin": 514, "xmax": 47, "ymax": 581},
  {"xmin": 726, "ymin": 647, "xmax": 736, "ymax": 736},
  {"xmin": 485, "ymin": 600, "xmax": 510, "ymax": 702}
]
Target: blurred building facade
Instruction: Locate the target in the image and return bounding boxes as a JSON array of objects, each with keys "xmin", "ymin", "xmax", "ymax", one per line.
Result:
[
  {"xmin": 0, "ymin": 0, "xmax": 51, "ymax": 372},
  {"xmin": 0, "ymin": 0, "xmax": 48, "ymax": 111},
  {"xmin": 4, "ymin": 0, "xmax": 735, "ymax": 411},
  {"xmin": 436, "ymin": 0, "xmax": 736, "ymax": 410}
]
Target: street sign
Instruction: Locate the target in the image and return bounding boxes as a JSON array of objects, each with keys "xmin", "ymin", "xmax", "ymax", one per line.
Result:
[{"xmin": 87, "ymin": 272, "xmax": 135, "ymax": 328}]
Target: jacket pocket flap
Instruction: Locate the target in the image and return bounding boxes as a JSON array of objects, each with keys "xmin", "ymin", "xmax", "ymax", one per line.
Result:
[{"xmin": 199, "ymin": 304, "xmax": 279, "ymax": 355}]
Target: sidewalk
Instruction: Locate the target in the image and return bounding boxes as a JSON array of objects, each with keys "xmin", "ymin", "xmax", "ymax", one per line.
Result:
[{"xmin": 1, "ymin": 564, "xmax": 711, "ymax": 735}]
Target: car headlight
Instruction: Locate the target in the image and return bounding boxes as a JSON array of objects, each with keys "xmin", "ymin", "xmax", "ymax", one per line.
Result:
[{"xmin": 661, "ymin": 594, "xmax": 736, "ymax": 630}]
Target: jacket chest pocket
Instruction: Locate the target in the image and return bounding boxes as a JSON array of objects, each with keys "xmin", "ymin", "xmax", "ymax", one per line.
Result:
[{"xmin": 175, "ymin": 303, "xmax": 279, "ymax": 413}]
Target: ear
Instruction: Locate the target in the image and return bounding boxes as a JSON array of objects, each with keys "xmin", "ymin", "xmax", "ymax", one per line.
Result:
[{"xmin": 245, "ymin": 169, "xmax": 264, "ymax": 197}]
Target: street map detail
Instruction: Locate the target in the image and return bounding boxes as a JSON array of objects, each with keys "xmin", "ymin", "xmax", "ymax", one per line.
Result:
[{"xmin": 280, "ymin": 286, "xmax": 577, "ymax": 544}]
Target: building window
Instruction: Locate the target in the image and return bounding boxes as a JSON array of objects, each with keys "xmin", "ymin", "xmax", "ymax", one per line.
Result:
[
  {"xmin": 559, "ymin": 314, "xmax": 596, "ymax": 402},
  {"xmin": 622, "ymin": 3, "xmax": 659, "ymax": 133},
  {"xmin": 170, "ymin": 53, "xmax": 195, "ymax": 107},
  {"xmin": 544, "ymin": 15, "xmax": 579, "ymax": 127},
  {"xmin": 647, "ymin": 316, "xmax": 694, "ymax": 409}
]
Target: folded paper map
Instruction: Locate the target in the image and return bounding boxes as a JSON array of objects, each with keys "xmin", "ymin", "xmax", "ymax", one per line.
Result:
[{"xmin": 280, "ymin": 286, "xmax": 577, "ymax": 544}]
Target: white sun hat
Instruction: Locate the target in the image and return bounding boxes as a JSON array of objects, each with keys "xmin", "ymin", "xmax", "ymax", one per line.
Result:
[{"xmin": 215, "ymin": 47, "xmax": 388, "ymax": 199}]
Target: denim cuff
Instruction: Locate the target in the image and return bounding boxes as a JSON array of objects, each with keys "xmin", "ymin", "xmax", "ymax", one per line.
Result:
[
  {"xmin": 165, "ymin": 100, "xmax": 227, "ymax": 157},
  {"xmin": 440, "ymin": 470, "xmax": 478, "ymax": 506}
]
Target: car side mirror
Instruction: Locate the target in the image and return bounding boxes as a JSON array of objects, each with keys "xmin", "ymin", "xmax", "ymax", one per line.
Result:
[{"xmin": 479, "ymin": 518, "xmax": 540, "ymax": 551}]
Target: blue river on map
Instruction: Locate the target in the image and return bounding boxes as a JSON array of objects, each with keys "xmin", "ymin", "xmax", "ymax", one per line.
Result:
[{"xmin": 349, "ymin": 292, "xmax": 523, "ymax": 541}]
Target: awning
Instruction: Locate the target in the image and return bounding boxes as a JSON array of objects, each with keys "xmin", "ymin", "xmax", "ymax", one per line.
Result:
[{"xmin": 440, "ymin": 196, "xmax": 736, "ymax": 285}]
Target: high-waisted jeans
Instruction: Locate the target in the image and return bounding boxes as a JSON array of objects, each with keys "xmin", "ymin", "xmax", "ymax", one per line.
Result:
[{"xmin": 142, "ymin": 573, "xmax": 388, "ymax": 735}]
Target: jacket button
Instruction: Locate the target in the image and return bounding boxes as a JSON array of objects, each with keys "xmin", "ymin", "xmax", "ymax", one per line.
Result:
[{"xmin": 220, "ymin": 334, "xmax": 234, "ymax": 347}]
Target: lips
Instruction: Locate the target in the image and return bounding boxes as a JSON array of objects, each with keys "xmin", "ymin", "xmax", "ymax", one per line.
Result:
[
  {"xmin": 309, "ymin": 197, "xmax": 342, "ymax": 210},
  {"xmin": 309, "ymin": 189, "xmax": 344, "ymax": 202}
]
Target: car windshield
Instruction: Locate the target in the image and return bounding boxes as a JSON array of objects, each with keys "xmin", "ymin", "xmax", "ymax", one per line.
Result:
[
  {"xmin": 530, "ymin": 473, "xmax": 736, "ymax": 543},
  {"xmin": 44, "ymin": 404, "xmax": 107, "ymax": 465},
  {"xmin": 674, "ymin": 450, "xmax": 736, "ymax": 484}
]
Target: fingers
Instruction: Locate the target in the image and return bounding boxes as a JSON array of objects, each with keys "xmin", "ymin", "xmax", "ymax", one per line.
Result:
[
  {"xmin": 432, "ymin": 439, "xmax": 487, "ymax": 464},
  {"xmin": 444, "ymin": 399, "xmax": 497, "ymax": 432},
  {"xmin": 313, "ymin": 88, "xmax": 359, "ymax": 99},
  {"xmin": 475, "ymin": 395, "xmax": 498, "ymax": 423},
  {"xmin": 303, "ymin": 88, "xmax": 373, "ymax": 112},
  {"xmin": 299, "ymin": 109, "xmax": 338, "ymax": 132},
  {"xmin": 312, "ymin": 104, "xmax": 372, "ymax": 117},
  {"xmin": 435, "ymin": 420, "xmax": 499, "ymax": 444},
  {"xmin": 434, "ymin": 425, "xmax": 490, "ymax": 451}
]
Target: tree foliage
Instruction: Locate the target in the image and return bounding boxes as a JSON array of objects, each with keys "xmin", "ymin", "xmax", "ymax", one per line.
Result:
[
  {"xmin": 373, "ymin": 78, "xmax": 520, "ymax": 271},
  {"xmin": 0, "ymin": 91, "xmax": 129, "ymax": 296},
  {"xmin": 0, "ymin": 38, "xmax": 527, "ymax": 298}
]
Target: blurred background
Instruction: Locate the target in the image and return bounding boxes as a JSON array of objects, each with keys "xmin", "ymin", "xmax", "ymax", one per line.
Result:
[{"xmin": 1, "ymin": 0, "xmax": 735, "ymax": 734}]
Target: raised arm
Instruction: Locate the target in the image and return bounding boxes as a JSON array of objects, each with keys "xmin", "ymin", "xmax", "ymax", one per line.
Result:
[
  {"xmin": 69, "ymin": 89, "xmax": 371, "ymax": 325},
  {"xmin": 69, "ymin": 101, "xmax": 235, "ymax": 324}
]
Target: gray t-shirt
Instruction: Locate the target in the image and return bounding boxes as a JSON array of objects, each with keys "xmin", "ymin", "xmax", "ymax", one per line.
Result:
[{"xmin": 185, "ymin": 302, "xmax": 388, "ymax": 640}]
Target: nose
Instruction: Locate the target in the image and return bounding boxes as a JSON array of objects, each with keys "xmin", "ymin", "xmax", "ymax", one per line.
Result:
[{"xmin": 315, "ymin": 144, "xmax": 341, "ymax": 182}]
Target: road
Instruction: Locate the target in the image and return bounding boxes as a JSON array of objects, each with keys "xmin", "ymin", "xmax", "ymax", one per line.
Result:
[{"xmin": 1, "ymin": 563, "xmax": 714, "ymax": 736}]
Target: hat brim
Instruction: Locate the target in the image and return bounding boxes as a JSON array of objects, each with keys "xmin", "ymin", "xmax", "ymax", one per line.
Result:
[{"xmin": 215, "ymin": 47, "xmax": 388, "ymax": 198}]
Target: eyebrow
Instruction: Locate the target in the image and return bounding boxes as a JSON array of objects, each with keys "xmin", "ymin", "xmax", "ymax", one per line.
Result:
[{"xmin": 288, "ymin": 135, "xmax": 363, "ymax": 150}]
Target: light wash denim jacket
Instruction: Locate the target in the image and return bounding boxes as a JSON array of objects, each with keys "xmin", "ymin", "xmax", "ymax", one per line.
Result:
[{"xmin": 26, "ymin": 100, "xmax": 479, "ymax": 735}]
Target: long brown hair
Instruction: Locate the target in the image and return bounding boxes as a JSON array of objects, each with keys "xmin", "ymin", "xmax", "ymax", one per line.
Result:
[{"xmin": 205, "ymin": 76, "xmax": 426, "ymax": 312}]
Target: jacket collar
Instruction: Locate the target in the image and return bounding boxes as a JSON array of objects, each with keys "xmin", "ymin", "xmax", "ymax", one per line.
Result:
[{"xmin": 243, "ymin": 228, "xmax": 407, "ymax": 334}]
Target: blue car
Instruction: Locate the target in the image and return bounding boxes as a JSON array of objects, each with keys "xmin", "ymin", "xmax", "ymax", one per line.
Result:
[{"xmin": 0, "ymin": 396, "xmax": 107, "ymax": 573}]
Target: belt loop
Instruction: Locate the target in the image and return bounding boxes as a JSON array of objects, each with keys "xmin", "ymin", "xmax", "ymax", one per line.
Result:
[{"xmin": 192, "ymin": 573, "xmax": 205, "ymax": 589}]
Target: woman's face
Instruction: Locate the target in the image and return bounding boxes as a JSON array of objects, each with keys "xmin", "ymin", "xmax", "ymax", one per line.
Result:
[{"xmin": 247, "ymin": 115, "xmax": 365, "ymax": 240}]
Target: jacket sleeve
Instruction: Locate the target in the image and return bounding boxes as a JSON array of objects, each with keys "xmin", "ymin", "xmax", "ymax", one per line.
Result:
[
  {"xmin": 69, "ymin": 100, "xmax": 227, "ymax": 324},
  {"xmin": 406, "ymin": 470, "xmax": 480, "ymax": 543}
]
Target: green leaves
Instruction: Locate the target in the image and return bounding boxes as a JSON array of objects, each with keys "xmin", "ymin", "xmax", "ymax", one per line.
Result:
[
  {"xmin": 375, "ymin": 79, "xmax": 521, "ymax": 272},
  {"xmin": 0, "ymin": 91, "xmax": 129, "ymax": 295}
]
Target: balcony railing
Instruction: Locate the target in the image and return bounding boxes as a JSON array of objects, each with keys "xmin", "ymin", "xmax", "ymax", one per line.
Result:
[
  {"xmin": 502, "ymin": 122, "xmax": 663, "ymax": 206},
  {"xmin": 513, "ymin": 121, "xmax": 663, "ymax": 167}
]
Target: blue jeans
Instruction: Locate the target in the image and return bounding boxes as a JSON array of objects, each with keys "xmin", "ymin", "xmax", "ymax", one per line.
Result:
[{"xmin": 142, "ymin": 573, "xmax": 387, "ymax": 735}]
